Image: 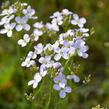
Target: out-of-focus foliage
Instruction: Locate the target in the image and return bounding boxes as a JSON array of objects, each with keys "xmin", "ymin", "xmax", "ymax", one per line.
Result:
[{"xmin": 0, "ymin": 0, "xmax": 109, "ymax": 109}]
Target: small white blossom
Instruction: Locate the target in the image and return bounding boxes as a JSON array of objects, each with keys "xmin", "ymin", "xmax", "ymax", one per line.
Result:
[
  {"xmin": 46, "ymin": 23, "xmax": 59, "ymax": 31},
  {"xmin": 33, "ymin": 29, "xmax": 43, "ymax": 41},
  {"xmin": 33, "ymin": 22, "xmax": 43, "ymax": 29},
  {"xmin": 21, "ymin": 57, "xmax": 35, "ymax": 67},
  {"xmin": 71, "ymin": 14, "xmax": 86, "ymax": 28},
  {"xmin": 0, "ymin": 15, "xmax": 14, "ymax": 25},
  {"xmin": 0, "ymin": 23, "xmax": 16, "ymax": 37},
  {"xmin": 18, "ymin": 34, "xmax": 30, "ymax": 47},
  {"xmin": 28, "ymin": 70, "xmax": 47, "ymax": 88},
  {"xmin": 0, "ymin": 7, "xmax": 16, "ymax": 16},
  {"xmin": 27, "ymin": 51, "xmax": 37, "ymax": 59},
  {"xmin": 34, "ymin": 43, "xmax": 43, "ymax": 54},
  {"xmin": 39, "ymin": 56, "xmax": 53, "ymax": 68},
  {"xmin": 67, "ymin": 74, "xmax": 80, "ymax": 83},
  {"xmin": 22, "ymin": 6, "xmax": 37, "ymax": 19},
  {"xmin": 62, "ymin": 9, "xmax": 72, "ymax": 15}
]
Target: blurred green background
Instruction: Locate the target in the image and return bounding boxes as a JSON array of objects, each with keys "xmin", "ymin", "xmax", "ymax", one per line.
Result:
[{"xmin": 0, "ymin": 0, "xmax": 109, "ymax": 109}]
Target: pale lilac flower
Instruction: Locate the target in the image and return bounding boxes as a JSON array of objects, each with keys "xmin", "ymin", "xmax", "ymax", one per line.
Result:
[
  {"xmin": 33, "ymin": 22, "xmax": 43, "ymax": 29},
  {"xmin": 53, "ymin": 73, "xmax": 72, "ymax": 98},
  {"xmin": 73, "ymin": 39, "xmax": 88, "ymax": 58},
  {"xmin": 50, "ymin": 11, "xmax": 62, "ymax": 19},
  {"xmin": 33, "ymin": 29, "xmax": 43, "ymax": 41},
  {"xmin": 54, "ymin": 47, "xmax": 69, "ymax": 61},
  {"xmin": 59, "ymin": 86, "xmax": 72, "ymax": 98},
  {"xmin": 52, "ymin": 17, "xmax": 63, "ymax": 25},
  {"xmin": 67, "ymin": 74, "xmax": 80, "ymax": 83},
  {"xmin": 34, "ymin": 43, "xmax": 43, "ymax": 54},
  {"xmin": 18, "ymin": 34, "xmax": 30, "ymax": 47},
  {"xmin": 71, "ymin": 14, "xmax": 86, "ymax": 28},
  {"xmin": 53, "ymin": 62, "xmax": 61, "ymax": 69},
  {"xmin": 46, "ymin": 23, "xmax": 59, "ymax": 31},
  {"xmin": 0, "ymin": 23, "xmax": 16, "ymax": 37},
  {"xmin": 0, "ymin": 15, "xmax": 14, "ymax": 25},
  {"xmin": 22, "ymin": 6, "xmax": 37, "ymax": 19},
  {"xmin": 0, "ymin": 6, "xmax": 16, "ymax": 16},
  {"xmin": 39, "ymin": 56, "xmax": 53, "ymax": 68},
  {"xmin": 21, "ymin": 57, "xmax": 35, "ymax": 67},
  {"xmin": 44, "ymin": 43, "xmax": 53, "ymax": 51},
  {"xmin": 52, "ymin": 41, "xmax": 60, "ymax": 51},
  {"xmin": 15, "ymin": 16, "xmax": 30, "ymax": 31},
  {"xmin": 63, "ymin": 41, "xmax": 75, "ymax": 56},
  {"xmin": 27, "ymin": 51, "xmax": 37, "ymax": 59}
]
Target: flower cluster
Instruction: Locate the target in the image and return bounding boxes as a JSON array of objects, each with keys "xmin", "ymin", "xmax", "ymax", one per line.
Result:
[{"xmin": 0, "ymin": 2, "xmax": 90, "ymax": 98}]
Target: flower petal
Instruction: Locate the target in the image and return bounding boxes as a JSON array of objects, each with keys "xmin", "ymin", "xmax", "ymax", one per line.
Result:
[
  {"xmin": 59, "ymin": 90, "xmax": 66, "ymax": 98},
  {"xmin": 16, "ymin": 25, "xmax": 23, "ymax": 31},
  {"xmin": 53, "ymin": 84, "xmax": 61, "ymax": 91}
]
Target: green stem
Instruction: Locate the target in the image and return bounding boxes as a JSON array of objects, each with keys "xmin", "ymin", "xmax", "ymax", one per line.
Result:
[{"xmin": 64, "ymin": 55, "xmax": 73, "ymax": 72}]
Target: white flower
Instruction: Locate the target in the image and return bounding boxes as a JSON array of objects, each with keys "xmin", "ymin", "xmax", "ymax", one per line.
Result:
[
  {"xmin": 28, "ymin": 71, "xmax": 47, "ymax": 88},
  {"xmin": 18, "ymin": 34, "xmax": 30, "ymax": 47},
  {"xmin": 0, "ymin": 15, "xmax": 14, "ymax": 25},
  {"xmin": 15, "ymin": 16, "xmax": 30, "ymax": 31},
  {"xmin": 74, "ymin": 39, "xmax": 88, "ymax": 58},
  {"xmin": 22, "ymin": 6, "xmax": 37, "ymax": 19},
  {"xmin": 34, "ymin": 43, "xmax": 43, "ymax": 54},
  {"xmin": 50, "ymin": 11, "xmax": 62, "ymax": 19},
  {"xmin": 44, "ymin": 43, "xmax": 53, "ymax": 51},
  {"xmin": 52, "ymin": 16, "xmax": 63, "ymax": 25},
  {"xmin": 0, "ymin": 23, "xmax": 16, "ymax": 37},
  {"xmin": 79, "ymin": 28, "xmax": 89, "ymax": 37},
  {"xmin": 27, "ymin": 51, "xmax": 37, "ymax": 59},
  {"xmin": 21, "ymin": 57, "xmax": 35, "ymax": 67},
  {"xmin": 46, "ymin": 23, "xmax": 59, "ymax": 31},
  {"xmin": 54, "ymin": 47, "xmax": 69, "ymax": 61},
  {"xmin": 71, "ymin": 14, "xmax": 86, "ymax": 28},
  {"xmin": 62, "ymin": 9, "xmax": 72, "ymax": 15},
  {"xmin": 0, "ymin": 6, "xmax": 16, "ymax": 16},
  {"xmin": 33, "ymin": 29, "xmax": 43, "ymax": 41},
  {"xmin": 67, "ymin": 74, "xmax": 80, "ymax": 83},
  {"xmin": 21, "ymin": 3, "xmax": 28, "ymax": 6},
  {"xmin": 39, "ymin": 56, "xmax": 53, "ymax": 68},
  {"xmin": 33, "ymin": 22, "xmax": 43, "ymax": 29}
]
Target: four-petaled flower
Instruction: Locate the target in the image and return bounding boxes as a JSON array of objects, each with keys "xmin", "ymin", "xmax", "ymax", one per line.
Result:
[
  {"xmin": 71, "ymin": 14, "xmax": 86, "ymax": 28},
  {"xmin": 18, "ymin": 34, "xmax": 30, "ymax": 47},
  {"xmin": 53, "ymin": 73, "xmax": 72, "ymax": 98},
  {"xmin": 28, "ymin": 70, "xmax": 47, "ymax": 88},
  {"xmin": 22, "ymin": 6, "xmax": 37, "ymax": 19},
  {"xmin": 15, "ymin": 16, "xmax": 30, "ymax": 31},
  {"xmin": 21, "ymin": 57, "xmax": 35, "ymax": 67},
  {"xmin": 0, "ymin": 23, "xmax": 16, "ymax": 37}
]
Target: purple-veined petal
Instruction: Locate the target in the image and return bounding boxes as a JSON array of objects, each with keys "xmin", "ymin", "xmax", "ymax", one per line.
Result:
[
  {"xmin": 23, "ymin": 24, "xmax": 30, "ymax": 31},
  {"xmin": 54, "ymin": 54, "xmax": 61, "ymax": 61}
]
